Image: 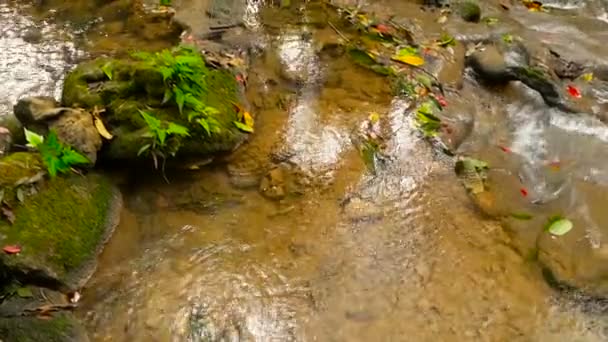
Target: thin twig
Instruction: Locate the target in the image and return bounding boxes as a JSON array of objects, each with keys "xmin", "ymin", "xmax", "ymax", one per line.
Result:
[{"xmin": 327, "ymin": 21, "xmax": 351, "ymax": 43}]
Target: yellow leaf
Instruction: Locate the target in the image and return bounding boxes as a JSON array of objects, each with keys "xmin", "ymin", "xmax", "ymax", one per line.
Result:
[
  {"xmin": 582, "ymin": 73, "xmax": 593, "ymax": 82},
  {"xmin": 243, "ymin": 111, "xmax": 254, "ymax": 129},
  {"xmin": 94, "ymin": 116, "xmax": 113, "ymax": 140},
  {"xmin": 391, "ymin": 54, "xmax": 425, "ymax": 67},
  {"xmin": 522, "ymin": 0, "xmax": 543, "ymax": 11},
  {"xmin": 369, "ymin": 112, "xmax": 380, "ymax": 124}
]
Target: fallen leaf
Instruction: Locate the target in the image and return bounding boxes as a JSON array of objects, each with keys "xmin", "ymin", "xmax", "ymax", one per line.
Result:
[
  {"xmin": 435, "ymin": 94, "xmax": 448, "ymax": 107},
  {"xmin": 3, "ymin": 245, "xmax": 21, "ymax": 254},
  {"xmin": 522, "ymin": 0, "xmax": 543, "ymax": 11},
  {"xmin": 498, "ymin": 145, "xmax": 511, "ymax": 153},
  {"xmin": 520, "ymin": 188, "xmax": 528, "ymax": 197},
  {"xmin": 547, "ymin": 160, "xmax": 561, "ymax": 171},
  {"xmin": 581, "ymin": 73, "xmax": 593, "ymax": 82},
  {"xmin": 546, "ymin": 217, "xmax": 573, "ymax": 236},
  {"xmin": 1, "ymin": 207, "xmax": 15, "ymax": 224},
  {"xmin": 17, "ymin": 287, "xmax": 33, "ymax": 298},
  {"xmin": 391, "ymin": 49, "xmax": 425, "ymax": 67},
  {"xmin": 234, "ymin": 121, "xmax": 254, "ymax": 133},
  {"xmin": 567, "ymin": 85, "xmax": 581, "ymax": 98},
  {"xmin": 93, "ymin": 116, "xmax": 113, "ymax": 140},
  {"xmin": 373, "ymin": 24, "xmax": 391, "ymax": 34},
  {"xmin": 16, "ymin": 188, "xmax": 24, "ymax": 203},
  {"xmin": 511, "ymin": 212, "xmax": 533, "ymax": 220}
]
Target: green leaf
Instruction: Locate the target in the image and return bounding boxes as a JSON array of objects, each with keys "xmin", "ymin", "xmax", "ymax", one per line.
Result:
[
  {"xmin": 16, "ymin": 188, "xmax": 24, "ymax": 203},
  {"xmin": 198, "ymin": 118, "xmax": 211, "ymax": 135},
  {"xmin": 137, "ymin": 144, "xmax": 151, "ymax": 156},
  {"xmin": 174, "ymin": 87, "xmax": 185, "ymax": 114},
  {"xmin": 167, "ymin": 122, "xmax": 190, "ymax": 136},
  {"xmin": 16, "ymin": 287, "xmax": 33, "ymax": 298},
  {"xmin": 437, "ymin": 33, "xmax": 455, "ymax": 47},
  {"xmin": 502, "ymin": 34, "xmax": 513, "ymax": 44},
  {"xmin": 545, "ymin": 217, "xmax": 573, "ymax": 236},
  {"xmin": 158, "ymin": 130, "xmax": 167, "ymax": 146},
  {"xmin": 162, "ymin": 87, "xmax": 173, "ymax": 104},
  {"xmin": 24, "ymin": 128, "xmax": 43, "ymax": 148},
  {"xmin": 511, "ymin": 212, "xmax": 533, "ymax": 220},
  {"xmin": 61, "ymin": 149, "xmax": 90, "ymax": 165},
  {"xmin": 101, "ymin": 63, "xmax": 113, "ymax": 80},
  {"xmin": 140, "ymin": 110, "xmax": 161, "ymax": 131},
  {"xmin": 233, "ymin": 121, "xmax": 254, "ymax": 133}
]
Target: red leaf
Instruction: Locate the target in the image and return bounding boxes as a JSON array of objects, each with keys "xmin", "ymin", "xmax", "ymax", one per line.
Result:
[
  {"xmin": 374, "ymin": 24, "xmax": 391, "ymax": 34},
  {"xmin": 235, "ymin": 74, "xmax": 245, "ymax": 84},
  {"xmin": 3, "ymin": 245, "xmax": 21, "ymax": 254},
  {"xmin": 435, "ymin": 95, "xmax": 448, "ymax": 107},
  {"xmin": 567, "ymin": 85, "xmax": 581, "ymax": 98},
  {"xmin": 498, "ymin": 145, "xmax": 511, "ymax": 153},
  {"xmin": 520, "ymin": 188, "xmax": 528, "ymax": 197}
]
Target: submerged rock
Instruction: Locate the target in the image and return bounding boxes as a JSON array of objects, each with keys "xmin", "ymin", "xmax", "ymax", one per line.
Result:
[
  {"xmin": 0, "ymin": 157, "xmax": 122, "ymax": 291},
  {"xmin": 459, "ymin": 1, "xmax": 481, "ymax": 23},
  {"xmin": 0, "ymin": 313, "xmax": 89, "ymax": 342}
]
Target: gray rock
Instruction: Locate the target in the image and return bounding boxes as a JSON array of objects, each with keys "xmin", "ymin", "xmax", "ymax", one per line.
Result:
[
  {"xmin": 13, "ymin": 96, "xmax": 62, "ymax": 125},
  {"xmin": 48, "ymin": 108, "xmax": 102, "ymax": 164}
]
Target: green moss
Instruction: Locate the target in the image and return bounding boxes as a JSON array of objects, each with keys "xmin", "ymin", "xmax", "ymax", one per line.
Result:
[
  {"xmin": 0, "ymin": 152, "xmax": 43, "ymax": 188},
  {"xmin": 0, "ymin": 174, "xmax": 117, "ymax": 284},
  {"xmin": 0, "ymin": 313, "xmax": 88, "ymax": 342}
]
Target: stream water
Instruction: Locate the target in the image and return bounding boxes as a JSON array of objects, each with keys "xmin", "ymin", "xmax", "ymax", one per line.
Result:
[{"xmin": 3, "ymin": 0, "xmax": 608, "ymax": 341}]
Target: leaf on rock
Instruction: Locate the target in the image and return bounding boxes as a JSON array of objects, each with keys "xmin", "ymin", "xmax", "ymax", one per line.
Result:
[
  {"xmin": 17, "ymin": 287, "xmax": 33, "ymax": 298},
  {"xmin": 3, "ymin": 245, "xmax": 21, "ymax": 254},
  {"xmin": 567, "ymin": 85, "xmax": 581, "ymax": 98},
  {"xmin": 545, "ymin": 216, "xmax": 573, "ymax": 236},
  {"xmin": 581, "ymin": 73, "xmax": 593, "ymax": 82},
  {"xmin": 437, "ymin": 33, "xmax": 455, "ymax": 47},
  {"xmin": 391, "ymin": 49, "xmax": 425, "ymax": 66},
  {"xmin": 94, "ymin": 116, "xmax": 113, "ymax": 140},
  {"xmin": 234, "ymin": 121, "xmax": 254, "ymax": 133},
  {"xmin": 522, "ymin": 0, "xmax": 543, "ymax": 11}
]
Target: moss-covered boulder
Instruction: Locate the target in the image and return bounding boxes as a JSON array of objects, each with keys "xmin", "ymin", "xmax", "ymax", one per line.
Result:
[
  {"xmin": 61, "ymin": 47, "xmax": 249, "ymax": 163},
  {"xmin": 0, "ymin": 156, "xmax": 122, "ymax": 291},
  {"xmin": 459, "ymin": 1, "xmax": 481, "ymax": 23},
  {"xmin": 0, "ymin": 313, "xmax": 89, "ymax": 342}
]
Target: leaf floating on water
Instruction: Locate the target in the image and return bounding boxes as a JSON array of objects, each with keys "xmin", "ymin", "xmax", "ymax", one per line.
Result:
[
  {"xmin": 546, "ymin": 217, "xmax": 573, "ymax": 236},
  {"xmin": 520, "ymin": 188, "xmax": 528, "ymax": 197},
  {"xmin": 94, "ymin": 117, "xmax": 113, "ymax": 140},
  {"xmin": 522, "ymin": 0, "xmax": 543, "ymax": 11},
  {"xmin": 436, "ymin": 33, "xmax": 455, "ymax": 47},
  {"xmin": 567, "ymin": 85, "xmax": 581, "ymax": 98},
  {"xmin": 3, "ymin": 245, "xmax": 21, "ymax": 254},
  {"xmin": 498, "ymin": 145, "xmax": 511, "ymax": 153},
  {"xmin": 511, "ymin": 212, "xmax": 533, "ymax": 220}
]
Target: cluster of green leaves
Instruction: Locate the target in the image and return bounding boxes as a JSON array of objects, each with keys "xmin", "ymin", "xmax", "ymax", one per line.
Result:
[
  {"xmin": 24, "ymin": 129, "xmax": 89, "ymax": 177},
  {"xmin": 132, "ymin": 46, "xmax": 220, "ymax": 136},
  {"xmin": 160, "ymin": 0, "xmax": 172, "ymax": 5},
  {"xmin": 138, "ymin": 111, "xmax": 190, "ymax": 168},
  {"xmin": 415, "ymin": 101, "xmax": 442, "ymax": 137}
]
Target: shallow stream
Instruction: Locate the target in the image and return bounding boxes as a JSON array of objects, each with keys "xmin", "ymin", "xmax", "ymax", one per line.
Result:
[{"xmin": 3, "ymin": 0, "xmax": 608, "ymax": 340}]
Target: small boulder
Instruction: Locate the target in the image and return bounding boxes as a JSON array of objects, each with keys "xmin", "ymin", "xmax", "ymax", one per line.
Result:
[
  {"xmin": 459, "ymin": 1, "xmax": 481, "ymax": 23},
  {"xmin": 48, "ymin": 108, "xmax": 102, "ymax": 164},
  {"xmin": 13, "ymin": 96, "xmax": 62, "ymax": 125}
]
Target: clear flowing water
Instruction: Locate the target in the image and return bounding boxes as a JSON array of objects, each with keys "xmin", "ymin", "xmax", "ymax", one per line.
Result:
[{"xmin": 3, "ymin": 0, "xmax": 608, "ymax": 341}]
